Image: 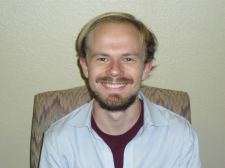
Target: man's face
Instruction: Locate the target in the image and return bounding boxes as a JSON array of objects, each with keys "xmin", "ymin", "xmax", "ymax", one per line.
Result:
[{"xmin": 80, "ymin": 22, "xmax": 152, "ymax": 111}]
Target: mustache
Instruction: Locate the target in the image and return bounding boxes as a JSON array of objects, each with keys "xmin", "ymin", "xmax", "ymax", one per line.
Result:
[{"xmin": 96, "ymin": 76, "xmax": 134, "ymax": 84}]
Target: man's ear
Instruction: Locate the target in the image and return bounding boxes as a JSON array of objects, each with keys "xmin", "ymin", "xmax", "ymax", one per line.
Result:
[
  {"xmin": 142, "ymin": 61, "xmax": 152, "ymax": 80},
  {"xmin": 80, "ymin": 57, "xmax": 89, "ymax": 78}
]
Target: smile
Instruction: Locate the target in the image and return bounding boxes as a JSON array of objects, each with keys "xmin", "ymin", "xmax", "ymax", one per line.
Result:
[{"xmin": 102, "ymin": 83, "xmax": 126, "ymax": 88}]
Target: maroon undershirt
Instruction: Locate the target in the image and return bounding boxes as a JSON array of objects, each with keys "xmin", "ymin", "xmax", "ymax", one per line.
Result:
[{"xmin": 91, "ymin": 100, "xmax": 143, "ymax": 168}]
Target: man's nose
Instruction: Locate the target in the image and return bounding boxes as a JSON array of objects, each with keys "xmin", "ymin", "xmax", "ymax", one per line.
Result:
[{"xmin": 106, "ymin": 60, "xmax": 124, "ymax": 77}]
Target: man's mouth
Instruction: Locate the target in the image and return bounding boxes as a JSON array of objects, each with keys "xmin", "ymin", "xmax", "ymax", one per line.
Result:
[
  {"xmin": 96, "ymin": 77, "xmax": 134, "ymax": 86},
  {"xmin": 102, "ymin": 83, "xmax": 126, "ymax": 88}
]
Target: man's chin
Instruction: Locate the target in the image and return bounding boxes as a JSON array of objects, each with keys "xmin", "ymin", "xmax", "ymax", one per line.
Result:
[{"xmin": 92, "ymin": 91, "xmax": 137, "ymax": 112}]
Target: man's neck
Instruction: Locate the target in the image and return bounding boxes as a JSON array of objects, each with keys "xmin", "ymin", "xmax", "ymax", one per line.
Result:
[{"xmin": 92, "ymin": 97, "xmax": 141, "ymax": 135}]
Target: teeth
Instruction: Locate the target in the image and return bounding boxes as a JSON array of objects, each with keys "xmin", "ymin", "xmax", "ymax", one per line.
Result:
[{"xmin": 103, "ymin": 83, "xmax": 126, "ymax": 88}]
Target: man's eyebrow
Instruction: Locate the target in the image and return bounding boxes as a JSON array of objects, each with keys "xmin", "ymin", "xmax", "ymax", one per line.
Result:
[
  {"xmin": 122, "ymin": 53, "xmax": 139, "ymax": 57},
  {"xmin": 90, "ymin": 53, "xmax": 140, "ymax": 58},
  {"xmin": 90, "ymin": 53, "xmax": 109, "ymax": 58}
]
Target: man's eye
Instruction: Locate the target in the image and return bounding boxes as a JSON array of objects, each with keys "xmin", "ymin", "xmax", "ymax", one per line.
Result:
[
  {"xmin": 124, "ymin": 58, "xmax": 133, "ymax": 61},
  {"xmin": 98, "ymin": 58, "xmax": 108, "ymax": 61}
]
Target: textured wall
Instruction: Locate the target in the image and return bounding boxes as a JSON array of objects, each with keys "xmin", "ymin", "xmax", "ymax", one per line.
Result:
[{"xmin": 0, "ymin": 0, "xmax": 224, "ymax": 167}]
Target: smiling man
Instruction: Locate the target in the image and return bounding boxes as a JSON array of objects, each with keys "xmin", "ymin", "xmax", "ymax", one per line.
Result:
[{"xmin": 39, "ymin": 12, "xmax": 201, "ymax": 168}]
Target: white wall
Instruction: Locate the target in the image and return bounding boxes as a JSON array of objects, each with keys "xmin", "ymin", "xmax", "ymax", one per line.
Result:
[{"xmin": 0, "ymin": 0, "xmax": 224, "ymax": 167}]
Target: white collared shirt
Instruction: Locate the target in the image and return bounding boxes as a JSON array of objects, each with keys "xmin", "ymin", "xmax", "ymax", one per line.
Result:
[{"xmin": 39, "ymin": 91, "xmax": 201, "ymax": 168}]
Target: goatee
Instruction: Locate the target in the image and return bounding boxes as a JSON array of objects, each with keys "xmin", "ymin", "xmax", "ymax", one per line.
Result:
[{"xmin": 92, "ymin": 91, "xmax": 137, "ymax": 112}]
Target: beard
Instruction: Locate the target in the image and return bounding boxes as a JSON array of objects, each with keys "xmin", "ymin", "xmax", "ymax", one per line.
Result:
[
  {"xmin": 91, "ymin": 76, "xmax": 138, "ymax": 112},
  {"xmin": 92, "ymin": 91, "xmax": 137, "ymax": 112}
]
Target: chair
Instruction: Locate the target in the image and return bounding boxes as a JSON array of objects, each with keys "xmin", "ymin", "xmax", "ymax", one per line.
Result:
[{"xmin": 30, "ymin": 85, "xmax": 191, "ymax": 168}]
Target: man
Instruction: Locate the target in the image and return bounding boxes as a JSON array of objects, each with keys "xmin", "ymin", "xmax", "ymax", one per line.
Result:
[{"xmin": 39, "ymin": 12, "xmax": 201, "ymax": 168}]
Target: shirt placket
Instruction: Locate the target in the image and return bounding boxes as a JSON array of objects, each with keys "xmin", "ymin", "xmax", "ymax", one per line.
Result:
[
  {"xmin": 90, "ymin": 128, "xmax": 115, "ymax": 168},
  {"xmin": 123, "ymin": 140, "xmax": 134, "ymax": 168},
  {"xmin": 103, "ymin": 144, "xmax": 114, "ymax": 168}
]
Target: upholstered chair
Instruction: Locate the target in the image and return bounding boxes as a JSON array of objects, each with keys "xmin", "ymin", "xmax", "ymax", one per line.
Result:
[{"xmin": 30, "ymin": 85, "xmax": 191, "ymax": 168}]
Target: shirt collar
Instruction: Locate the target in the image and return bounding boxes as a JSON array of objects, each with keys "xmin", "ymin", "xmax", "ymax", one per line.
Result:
[
  {"xmin": 67, "ymin": 99, "xmax": 93, "ymax": 128},
  {"xmin": 138, "ymin": 91, "xmax": 169, "ymax": 127},
  {"xmin": 67, "ymin": 91, "xmax": 169, "ymax": 128}
]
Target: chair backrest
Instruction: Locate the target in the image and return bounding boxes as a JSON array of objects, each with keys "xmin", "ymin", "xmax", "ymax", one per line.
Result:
[{"xmin": 30, "ymin": 85, "xmax": 191, "ymax": 168}]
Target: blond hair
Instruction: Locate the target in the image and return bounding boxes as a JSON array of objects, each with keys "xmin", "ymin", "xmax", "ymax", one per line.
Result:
[{"xmin": 76, "ymin": 12, "xmax": 157, "ymax": 63}]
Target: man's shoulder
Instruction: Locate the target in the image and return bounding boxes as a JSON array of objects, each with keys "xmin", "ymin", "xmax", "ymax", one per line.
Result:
[
  {"xmin": 44, "ymin": 100, "xmax": 93, "ymax": 137},
  {"xmin": 154, "ymin": 103, "xmax": 191, "ymax": 125},
  {"xmin": 141, "ymin": 93, "xmax": 196, "ymax": 136},
  {"xmin": 150, "ymin": 102, "xmax": 197, "ymax": 139}
]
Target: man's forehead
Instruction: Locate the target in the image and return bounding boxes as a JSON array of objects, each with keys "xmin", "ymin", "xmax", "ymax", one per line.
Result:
[
  {"xmin": 84, "ymin": 22, "xmax": 145, "ymax": 64},
  {"xmin": 91, "ymin": 24, "xmax": 141, "ymax": 47},
  {"xmin": 89, "ymin": 22, "xmax": 140, "ymax": 38}
]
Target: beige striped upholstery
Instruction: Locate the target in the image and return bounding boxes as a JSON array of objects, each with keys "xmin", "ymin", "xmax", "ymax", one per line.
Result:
[{"xmin": 30, "ymin": 85, "xmax": 191, "ymax": 168}]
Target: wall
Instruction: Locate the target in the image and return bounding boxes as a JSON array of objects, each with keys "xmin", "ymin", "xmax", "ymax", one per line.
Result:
[{"xmin": 0, "ymin": 0, "xmax": 224, "ymax": 167}]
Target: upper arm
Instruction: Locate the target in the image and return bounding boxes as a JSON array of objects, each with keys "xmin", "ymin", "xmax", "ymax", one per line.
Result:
[
  {"xmin": 179, "ymin": 124, "xmax": 202, "ymax": 168},
  {"xmin": 39, "ymin": 131, "xmax": 63, "ymax": 168}
]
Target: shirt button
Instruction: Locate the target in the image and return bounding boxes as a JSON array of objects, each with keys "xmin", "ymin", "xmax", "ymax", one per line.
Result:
[{"xmin": 103, "ymin": 147, "xmax": 107, "ymax": 151}]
